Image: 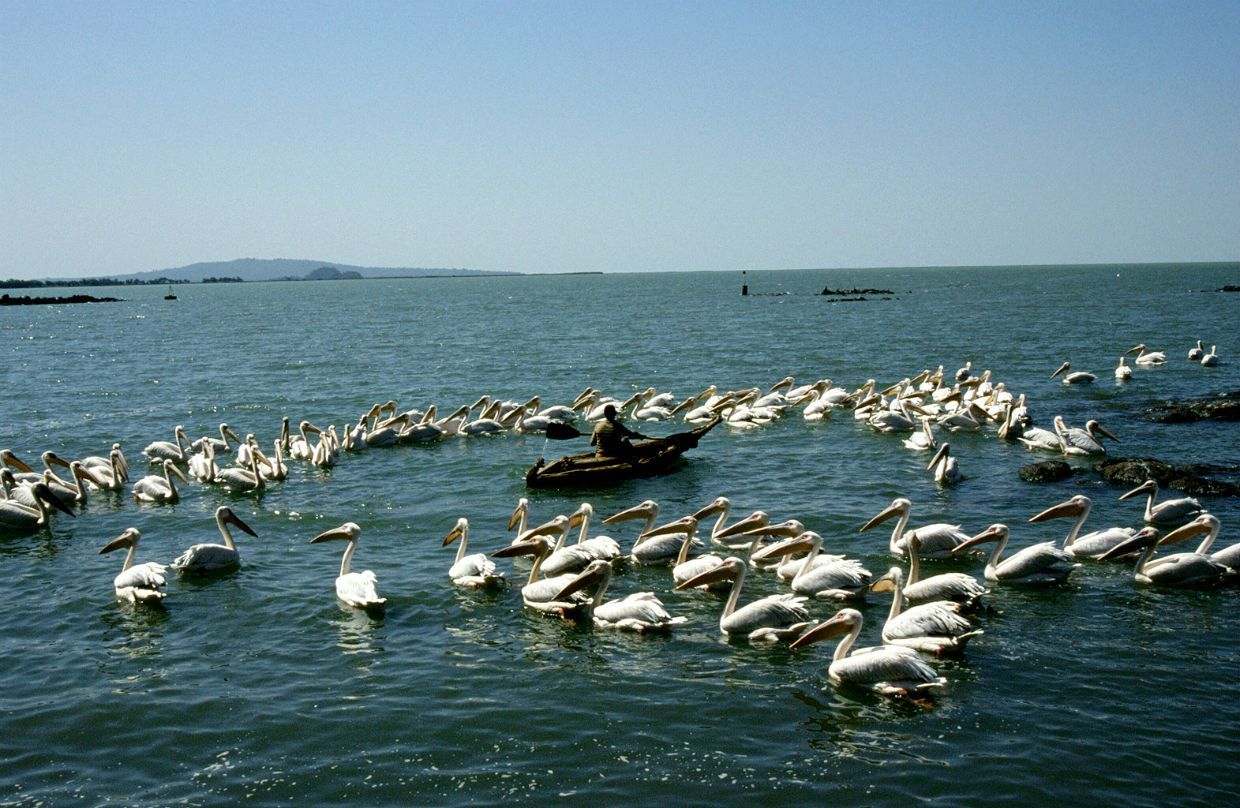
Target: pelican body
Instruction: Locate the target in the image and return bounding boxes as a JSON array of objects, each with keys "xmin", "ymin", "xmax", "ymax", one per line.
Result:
[
  {"xmin": 443, "ymin": 517, "xmax": 505, "ymax": 588},
  {"xmin": 132, "ymin": 459, "xmax": 189, "ymax": 503},
  {"xmin": 1028, "ymin": 495, "xmax": 1137, "ymax": 560},
  {"xmin": 555, "ymin": 560, "xmax": 687, "ymax": 632},
  {"xmin": 171, "ymin": 506, "xmax": 256, "ymax": 573},
  {"xmin": 1051, "ymin": 361, "xmax": 1094, "ymax": 385},
  {"xmin": 790, "ymin": 609, "xmax": 946, "ymax": 697},
  {"xmin": 952, "ymin": 524, "xmax": 1078, "ymax": 585},
  {"xmin": 861, "ymin": 498, "xmax": 968, "ymax": 559},
  {"xmin": 310, "ymin": 522, "xmax": 386, "ymax": 609},
  {"xmin": 676, "ymin": 557, "xmax": 810, "ymax": 642},
  {"xmin": 492, "ymin": 530, "xmax": 596, "ymax": 620},
  {"xmin": 100, "ymin": 528, "xmax": 167, "ymax": 604},
  {"xmin": 1119, "ymin": 479, "xmax": 1204, "ymax": 527},
  {"xmin": 871, "ymin": 568, "xmax": 982, "ymax": 655}
]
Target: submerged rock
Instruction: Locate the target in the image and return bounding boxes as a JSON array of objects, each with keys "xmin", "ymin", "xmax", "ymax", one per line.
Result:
[
  {"xmin": 1019, "ymin": 460, "xmax": 1075, "ymax": 483},
  {"xmin": 1145, "ymin": 391, "xmax": 1240, "ymax": 423},
  {"xmin": 1095, "ymin": 457, "xmax": 1240, "ymax": 497}
]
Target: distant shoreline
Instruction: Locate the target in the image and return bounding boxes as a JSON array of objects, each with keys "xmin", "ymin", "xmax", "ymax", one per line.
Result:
[{"xmin": 1, "ymin": 292, "xmax": 123, "ymax": 305}]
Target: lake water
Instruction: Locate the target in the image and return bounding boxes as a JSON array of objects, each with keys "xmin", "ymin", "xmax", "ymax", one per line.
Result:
[{"xmin": 1, "ymin": 264, "xmax": 1238, "ymax": 805}]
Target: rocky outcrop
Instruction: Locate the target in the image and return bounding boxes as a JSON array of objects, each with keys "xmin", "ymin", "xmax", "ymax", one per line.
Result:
[
  {"xmin": 1019, "ymin": 460, "xmax": 1076, "ymax": 483},
  {"xmin": 1094, "ymin": 457, "xmax": 1240, "ymax": 497},
  {"xmin": 1145, "ymin": 391, "xmax": 1240, "ymax": 423}
]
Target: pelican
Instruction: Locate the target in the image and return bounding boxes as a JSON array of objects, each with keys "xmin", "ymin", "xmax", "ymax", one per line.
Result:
[
  {"xmin": 39, "ymin": 460, "xmax": 103, "ymax": 505},
  {"xmin": 253, "ymin": 440, "xmax": 289, "ymax": 481},
  {"xmin": 955, "ymin": 361, "xmax": 972, "ymax": 382},
  {"xmin": 735, "ymin": 519, "xmax": 832, "ymax": 577},
  {"xmin": 750, "ymin": 531, "xmax": 872, "ymax": 600},
  {"xmin": 1051, "ymin": 361, "xmax": 1094, "ymax": 385},
  {"xmin": 0, "ymin": 481, "xmax": 75, "ymax": 531},
  {"xmin": 100, "ymin": 528, "xmax": 167, "ymax": 604},
  {"xmin": 675, "ymin": 557, "xmax": 811, "ymax": 643},
  {"xmin": 951, "ymin": 524, "xmax": 1078, "ymax": 585},
  {"xmin": 1027, "ymin": 495, "xmax": 1138, "ymax": 560},
  {"xmin": 287, "ymin": 420, "xmax": 320, "ymax": 460},
  {"xmin": 867, "ymin": 399, "xmax": 921, "ymax": 433},
  {"xmin": 143, "ymin": 425, "xmax": 190, "ymax": 463},
  {"xmin": 508, "ymin": 497, "xmax": 531, "ymax": 538},
  {"xmin": 860, "ymin": 498, "xmax": 969, "ymax": 559},
  {"xmin": 442, "ymin": 517, "xmax": 506, "ymax": 588},
  {"xmin": 132, "ymin": 459, "xmax": 189, "ymax": 503},
  {"xmin": 554, "ymin": 560, "xmax": 687, "ymax": 632},
  {"xmin": 1187, "ymin": 340, "xmax": 1205, "ymax": 361},
  {"xmin": 1016, "ymin": 423, "xmax": 1064, "ymax": 453},
  {"xmin": 1, "ymin": 448, "xmax": 36, "ymax": 475},
  {"xmin": 189, "ymin": 423, "xmax": 243, "ymax": 455},
  {"xmin": 1201, "ymin": 345, "xmax": 1218, "ymax": 366},
  {"xmin": 1114, "ymin": 356, "xmax": 1133, "ymax": 381},
  {"xmin": 539, "ymin": 503, "xmax": 623, "ymax": 577},
  {"xmin": 687, "ymin": 496, "xmax": 769, "ymax": 550},
  {"xmin": 364, "ymin": 413, "xmax": 408, "ymax": 447},
  {"xmin": 1054, "ymin": 416, "xmax": 1118, "ymax": 456},
  {"xmin": 601, "ymin": 500, "xmax": 693, "ymax": 565},
  {"xmin": 899, "ymin": 533, "xmax": 987, "ymax": 609},
  {"xmin": 83, "ymin": 447, "xmax": 128, "ymax": 491},
  {"xmin": 215, "ymin": 454, "xmax": 265, "ymax": 494},
  {"xmin": 790, "ymin": 609, "xmax": 945, "ymax": 696},
  {"xmin": 310, "ymin": 522, "xmax": 387, "ymax": 609},
  {"xmin": 870, "ymin": 567, "xmax": 982, "ymax": 655},
  {"xmin": 903, "ymin": 418, "xmax": 936, "ymax": 451},
  {"xmin": 664, "ymin": 516, "xmax": 728, "ymax": 591},
  {"xmin": 1099, "ymin": 526, "xmax": 1234, "ymax": 587},
  {"xmin": 492, "ymin": 531, "xmax": 596, "ymax": 619},
  {"xmin": 170, "ymin": 505, "xmax": 256, "ymax": 573},
  {"xmin": 936, "ymin": 401, "xmax": 984, "ymax": 433},
  {"xmin": 927, "ymin": 442, "xmax": 962, "ymax": 485},
  {"xmin": 1154, "ymin": 514, "xmax": 1238, "ymax": 570},
  {"xmin": 1127, "ymin": 343, "xmax": 1166, "ymax": 365},
  {"xmin": 1119, "ymin": 479, "xmax": 1204, "ymax": 527}
]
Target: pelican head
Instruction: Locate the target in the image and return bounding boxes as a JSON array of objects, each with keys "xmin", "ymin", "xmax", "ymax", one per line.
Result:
[
  {"xmin": 31, "ymin": 482, "xmax": 77, "ymax": 518},
  {"xmin": 217, "ymin": 506, "xmax": 258, "ymax": 537},
  {"xmin": 927, "ymin": 442, "xmax": 953, "ymax": 472},
  {"xmin": 507, "ymin": 498, "xmax": 530, "ymax": 531},
  {"xmin": 675, "ymin": 556, "xmax": 744, "ymax": 590},
  {"xmin": 100, "ymin": 527, "xmax": 141, "ymax": 555},
  {"xmin": 860, "ymin": 498, "xmax": 911, "ymax": 533},
  {"xmin": 788, "ymin": 608, "xmax": 860, "ymax": 650},
  {"xmin": 161, "ymin": 459, "xmax": 190, "ymax": 483},
  {"xmin": 42, "ymin": 451, "xmax": 73, "ymax": 471},
  {"xmin": 640, "ymin": 515, "xmax": 697, "ymax": 540},
  {"xmin": 442, "ymin": 517, "xmax": 469, "ymax": 547},
  {"xmin": 1098, "ymin": 526, "xmax": 1161, "ymax": 561},
  {"xmin": 1, "ymin": 449, "xmax": 36, "ymax": 474},
  {"xmin": 951, "ymin": 524, "xmax": 1008, "ymax": 554},
  {"xmin": 567, "ymin": 502, "xmax": 595, "ymax": 528},
  {"xmin": 691, "ymin": 496, "xmax": 730, "ymax": 521},
  {"xmin": 1050, "ymin": 361, "xmax": 1071, "ymax": 380},
  {"xmin": 309, "ymin": 522, "xmax": 362, "ymax": 545},
  {"xmin": 713, "ymin": 510, "xmax": 770, "ymax": 540},
  {"xmin": 749, "ymin": 530, "xmax": 819, "ymax": 562},
  {"xmin": 1085, "ymin": 420, "xmax": 1120, "ymax": 442},
  {"xmin": 1125, "ymin": 343, "xmax": 1147, "ymax": 355},
  {"xmin": 1157, "ymin": 515, "xmax": 1218, "ymax": 547},
  {"xmin": 1029, "ymin": 495, "xmax": 1091, "ymax": 523},
  {"xmin": 602, "ymin": 500, "xmax": 658, "ymax": 525},
  {"xmin": 552, "ymin": 559, "xmax": 612, "ymax": 601},
  {"xmin": 769, "ymin": 376, "xmax": 794, "ymax": 393},
  {"xmin": 869, "ymin": 566, "xmax": 904, "ymax": 593},
  {"xmin": 492, "ymin": 534, "xmax": 554, "ymax": 560},
  {"xmin": 1118, "ymin": 479, "xmax": 1159, "ymax": 502}
]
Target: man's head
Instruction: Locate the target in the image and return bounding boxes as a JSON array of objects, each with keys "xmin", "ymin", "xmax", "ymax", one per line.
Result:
[{"xmin": 603, "ymin": 404, "xmax": 617, "ymax": 421}]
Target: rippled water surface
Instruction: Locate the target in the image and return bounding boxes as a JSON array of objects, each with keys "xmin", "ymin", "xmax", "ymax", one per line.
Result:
[{"xmin": 2, "ymin": 264, "xmax": 1238, "ymax": 805}]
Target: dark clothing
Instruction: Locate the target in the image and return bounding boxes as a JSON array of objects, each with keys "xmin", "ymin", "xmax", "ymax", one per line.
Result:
[{"xmin": 590, "ymin": 417, "xmax": 644, "ymax": 458}]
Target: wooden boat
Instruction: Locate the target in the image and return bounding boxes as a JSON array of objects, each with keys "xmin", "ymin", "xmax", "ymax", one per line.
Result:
[{"xmin": 525, "ymin": 418, "xmax": 720, "ymax": 488}]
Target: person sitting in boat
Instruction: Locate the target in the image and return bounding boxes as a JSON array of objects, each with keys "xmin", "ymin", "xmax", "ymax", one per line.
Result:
[{"xmin": 590, "ymin": 404, "xmax": 650, "ymax": 459}]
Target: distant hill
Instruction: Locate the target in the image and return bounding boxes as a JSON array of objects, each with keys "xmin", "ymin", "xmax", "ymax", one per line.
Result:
[{"xmin": 108, "ymin": 258, "xmax": 515, "ymax": 283}]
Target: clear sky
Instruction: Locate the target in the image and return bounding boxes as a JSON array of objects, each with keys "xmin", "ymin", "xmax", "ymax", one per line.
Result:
[{"xmin": 2, "ymin": 1, "xmax": 1238, "ymax": 279}]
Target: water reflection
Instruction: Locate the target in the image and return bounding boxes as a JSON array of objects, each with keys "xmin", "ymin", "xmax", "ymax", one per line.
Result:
[
  {"xmin": 98, "ymin": 601, "xmax": 171, "ymax": 689},
  {"xmin": 332, "ymin": 602, "xmax": 385, "ymax": 668}
]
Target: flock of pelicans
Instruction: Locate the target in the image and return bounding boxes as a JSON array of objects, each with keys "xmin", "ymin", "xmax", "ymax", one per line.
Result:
[{"xmin": 1, "ymin": 340, "xmax": 1233, "ymax": 699}]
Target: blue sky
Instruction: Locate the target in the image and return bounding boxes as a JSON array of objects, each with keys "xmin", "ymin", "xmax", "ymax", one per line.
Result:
[{"xmin": 2, "ymin": 1, "xmax": 1238, "ymax": 278}]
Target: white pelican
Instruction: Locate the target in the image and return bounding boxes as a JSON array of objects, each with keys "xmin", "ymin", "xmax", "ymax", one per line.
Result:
[
  {"xmin": 1119, "ymin": 479, "xmax": 1205, "ymax": 527},
  {"xmin": 675, "ymin": 557, "xmax": 811, "ymax": 643},
  {"xmin": 734, "ymin": 519, "xmax": 831, "ymax": 577},
  {"xmin": 1114, "ymin": 356, "xmax": 1133, "ymax": 381},
  {"xmin": 899, "ymin": 532, "xmax": 987, "ymax": 609},
  {"xmin": 867, "ymin": 399, "xmax": 921, "ymax": 433},
  {"xmin": 1201, "ymin": 345, "xmax": 1218, "ymax": 366},
  {"xmin": 442, "ymin": 517, "xmax": 506, "ymax": 588},
  {"xmin": 1050, "ymin": 361, "xmax": 1094, "ymax": 385},
  {"xmin": 287, "ymin": 420, "xmax": 321, "ymax": 460},
  {"xmin": 310, "ymin": 522, "xmax": 387, "ymax": 609},
  {"xmin": 212, "ymin": 452, "xmax": 265, "ymax": 494},
  {"xmin": 189, "ymin": 423, "xmax": 243, "ymax": 455},
  {"xmin": 253, "ymin": 440, "xmax": 289, "ymax": 481},
  {"xmin": 936, "ymin": 401, "xmax": 984, "ymax": 433},
  {"xmin": 789, "ymin": 608, "xmax": 946, "ymax": 697},
  {"xmin": 554, "ymin": 560, "xmax": 687, "ymax": 632},
  {"xmin": 903, "ymin": 418, "xmax": 936, "ymax": 451},
  {"xmin": 955, "ymin": 361, "xmax": 972, "ymax": 382},
  {"xmin": 951, "ymin": 524, "xmax": 1078, "ymax": 585},
  {"xmin": 0, "ymin": 480, "xmax": 75, "ymax": 530},
  {"xmin": 491, "ymin": 533, "xmax": 596, "ymax": 620},
  {"xmin": 540, "ymin": 503, "xmax": 623, "ymax": 577},
  {"xmin": 750, "ymin": 531, "xmax": 872, "ymax": 600},
  {"xmin": 84, "ymin": 446, "xmax": 128, "ymax": 491},
  {"xmin": 1054, "ymin": 416, "xmax": 1118, "ymax": 456},
  {"xmin": 1153, "ymin": 514, "xmax": 1237, "ymax": 570},
  {"xmin": 40, "ymin": 460, "xmax": 103, "ymax": 505},
  {"xmin": 1016, "ymin": 423, "xmax": 1064, "ymax": 453},
  {"xmin": 143, "ymin": 425, "xmax": 190, "ymax": 463},
  {"xmin": 663, "ymin": 516, "xmax": 728, "ymax": 591},
  {"xmin": 688, "ymin": 496, "xmax": 769, "ymax": 550},
  {"xmin": 132, "ymin": 459, "xmax": 189, "ymax": 503},
  {"xmin": 1187, "ymin": 340, "xmax": 1205, "ymax": 361},
  {"xmin": 860, "ymin": 498, "xmax": 969, "ymax": 559},
  {"xmin": 927, "ymin": 442, "xmax": 962, "ymax": 485},
  {"xmin": 1099, "ymin": 526, "xmax": 1234, "ymax": 587},
  {"xmin": 1027, "ymin": 495, "xmax": 1138, "ymax": 560},
  {"xmin": 100, "ymin": 528, "xmax": 167, "ymax": 604},
  {"xmin": 1127, "ymin": 343, "xmax": 1166, "ymax": 365},
  {"xmin": 601, "ymin": 500, "xmax": 692, "ymax": 565},
  {"xmin": 364, "ymin": 413, "xmax": 408, "ymax": 447},
  {"xmin": 870, "ymin": 567, "xmax": 982, "ymax": 655},
  {"xmin": 507, "ymin": 497, "xmax": 531, "ymax": 537},
  {"xmin": 171, "ymin": 505, "xmax": 256, "ymax": 573},
  {"xmin": 79, "ymin": 443, "xmax": 129, "ymax": 482}
]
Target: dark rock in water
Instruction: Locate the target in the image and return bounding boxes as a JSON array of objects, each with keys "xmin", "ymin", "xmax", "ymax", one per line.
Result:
[
  {"xmin": 1019, "ymin": 460, "xmax": 1075, "ymax": 483},
  {"xmin": 1095, "ymin": 457, "xmax": 1240, "ymax": 497},
  {"xmin": 1145, "ymin": 391, "xmax": 1240, "ymax": 423}
]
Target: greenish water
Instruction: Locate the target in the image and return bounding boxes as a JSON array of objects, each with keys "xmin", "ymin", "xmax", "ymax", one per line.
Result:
[{"xmin": 1, "ymin": 264, "xmax": 1238, "ymax": 805}]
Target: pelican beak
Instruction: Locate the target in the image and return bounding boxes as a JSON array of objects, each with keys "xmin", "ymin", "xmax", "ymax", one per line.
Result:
[
  {"xmin": 1157, "ymin": 519, "xmax": 1211, "ymax": 548},
  {"xmin": 309, "ymin": 524, "xmax": 353, "ymax": 544},
  {"xmin": 224, "ymin": 425, "xmax": 244, "ymax": 444},
  {"xmin": 602, "ymin": 501, "xmax": 656, "ymax": 525},
  {"xmin": 518, "ymin": 516, "xmax": 568, "ymax": 542},
  {"xmin": 788, "ymin": 613, "xmax": 851, "ymax": 650},
  {"xmin": 35, "ymin": 484, "xmax": 76, "ymax": 517},
  {"xmin": 749, "ymin": 533, "xmax": 815, "ymax": 561},
  {"xmin": 553, "ymin": 561, "xmax": 609, "ymax": 600},
  {"xmin": 640, "ymin": 517, "xmax": 695, "ymax": 539},
  {"xmin": 100, "ymin": 528, "xmax": 139, "ymax": 554},
  {"xmin": 442, "ymin": 524, "xmax": 464, "ymax": 547},
  {"xmin": 1051, "ymin": 361, "xmax": 1070, "ymax": 379},
  {"xmin": 690, "ymin": 499, "xmax": 727, "ymax": 520},
  {"xmin": 675, "ymin": 562, "xmax": 737, "ymax": 591},
  {"xmin": 870, "ymin": 573, "xmax": 898, "ymax": 593},
  {"xmin": 77, "ymin": 465, "xmax": 106, "ymax": 488},
  {"xmin": 567, "ymin": 508, "xmax": 586, "ymax": 529},
  {"xmin": 1028, "ymin": 499, "xmax": 1084, "ymax": 523},
  {"xmin": 2, "ymin": 451, "xmax": 35, "ymax": 473},
  {"xmin": 714, "ymin": 511, "xmax": 768, "ymax": 539},
  {"xmin": 168, "ymin": 463, "xmax": 190, "ymax": 483},
  {"xmin": 860, "ymin": 501, "xmax": 904, "ymax": 533},
  {"xmin": 1119, "ymin": 480, "xmax": 1156, "ymax": 501},
  {"xmin": 1125, "ymin": 344, "xmax": 1143, "ymax": 355},
  {"xmin": 44, "ymin": 452, "xmax": 72, "ymax": 470},
  {"xmin": 1096, "ymin": 424, "xmax": 1120, "ymax": 442},
  {"xmin": 226, "ymin": 510, "xmax": 258, "ymax": 537},
  {"xmin": 492, "ymin": 538, "xmax": 545, "ymax": 559},
  {"xmin": 927, "ymin": 444, "xmax": 949, "ymax": 471},
  {"xmin": 1098, "ymin": 527, "xmax": 1160, "ymax": 561},
  {"xmin": 952, "ymin": 526, "xmax": 1003, "ymax": 554},
  {"xmin": 507, "ymin": 500, "xmax": 528, "ymax": 531}
]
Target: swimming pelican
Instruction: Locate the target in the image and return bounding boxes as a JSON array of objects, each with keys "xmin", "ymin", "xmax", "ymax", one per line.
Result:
[
  {"xmin": 170, "ymin": 505, "xmax": 256, "ymax": 573},
  {"xmin": 189, "ymin": 423, "xmax": 243, "ymax": 455},
  {"xmin": 132, "ymin": 459, "xmax": 189, "ymax": 503},
  {"xmin": 675, "ymin": 557, "xmax": 811, "ymax": 643},
  {"xmin": 491, "ymin": 531, "xmax": 596, "ymax": 619},
  {"xmin": 867, "ymin": 399, "xmax": 921, "ymax": 433},
  {"xmin": 99, "ymin": 528, "xmax": 167, "ymax": 604},
  {"xmin": 507, "ymin": 497, "xmax": 532, "ymax": 538},
  {"xmin": 951, "ymin": 524, "xmax": 1078, "ymax": 585},
  {"xmin": 1027, "ymin": 495, "xmax": 1138, "ymax": 560},
  {"xmin": 143, "ymin": 425, "xmax": 190, "ymax": 463},
  {"xmin": 601, "ymin": 501, "xmax": 690, "ymax": 565},
  {"xmin": 686, "ymin": 496, "xmax": 769, "ymax": 550},
  {"xmin": 1114, "ymin": 356, "xmax": 1133, "ymax": 380},
  {"xmin": 1016, "ymin": 422, "xmax": 1064, "ymax": 452},
  {"xmin": 903, "ymin": 418, "xmax": 937, "ymax": 451},
  {"xmin": 1187, "ymin": 340, "xmax": 1205, "ymax": 361},
  {"xmin": 1119, "ymin": 479, "xmax": 1204, "ymax": 527},
  {"xmin": 790, "ymin": 609, "xmax": 945, "ymax": 696},
  {"xmin": 927, "ymin": 442, "xmax": 962, "ymax": 485},
  {"xmin": 310, "ymin": 522, "xmax": 387, "ymax": 609},
  {"xmin": 253, "ymin": 440, "xmax": 289, "ymax": 481},
  {"xmin": 955, "ymin": 361, "xmax": 972, "ymax": 382},
  {"xmin": 554, "ymin": 560, "xmax": 687, "ymax": 632},
  {"xmin": 860, "ymin": 498, "xmax": 969, "ymax": 558},
  {"xmin": 287, "ymin": 420, "xmax": 321, "ymax": 460},
  {"xmin": 750, "ymin": 532, "xmax": 872, "ymax": 600},
  {"xmin": 1152, "ymin": 514, "xmax": 1237, "ymax": 570},
  {"xmin": 540, "ymin": 503, "xmax": 623, "ymax": 577},
  {"xmin": 1054, "ymin": 416, "xmax": 1118, "ymax": 456},
  {"xmin": 899, "ymin": 533, "xmax": 987, "ymax": 609},
  {"xmin": 0, "ymin": 481, "xmax": 75, "ymax": 531},
  {"xmin": 1201, "ymin": 345, "xmax": 1218, "ymax": 366},
  {"xmin": 215, "ymin": 454, "xmax": 265, "ymax": 494},
  {"xmin": 442, "ymin": 517, "xmax": 506, "ymax": 588},
  {"xmin": 1051, "ymin": 361, "xmax": 1095, "ymax": 385},
  {"xmin": 1099, "ymin": 526, "xmax": 1234, "ymax": 587},
  {"xmin": 1127, "ymin": 343, "xmax": 1166, "ymax": 365},
  {"xmin": 661, "ymin": 516, "xmax": 728, "ymax": 591},
  {"xmin": 79, "ymin": 443, "xmax": 129, "ymax": 482},
  {"xmin": 869, "ymin": 567, "xmax": 982, "ymax": 655}
]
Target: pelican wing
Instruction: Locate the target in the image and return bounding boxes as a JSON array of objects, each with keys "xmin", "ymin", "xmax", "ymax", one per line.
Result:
[
  {"xmin": 995, "ymin": 541, "xmax": 1075, "ymax": 581},
  {"xmin": 791, "ymin": 560, "xmax": 872, "ymax": 598},
  {"xmin": 114, "ymin": 561, "xmax": 167, "ymax": 591},
  {"xmin": 172, "ymin": 543, "xmax": 239, "ymax": 572},
  {"xmin": 337, "ymin": 570, "xmax": 386, "ymax": 608},
  {"xmin": 448, "ymin": 552, "xmax": 500, "ymax": 582},
  {"xmin": 831, "ymin": 647, "xmax": 945, "ymax": 691},
  {"xmin": 1147, "ymin": 553, "xmax": 1232, "ymax": 587},
  {"xmin": 723, "ymin": 594, "xmax": 809, "ymax": 636},
  {"xmin": 883, "ymin": 603, "xmax": 973, "ymax": 641}
]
